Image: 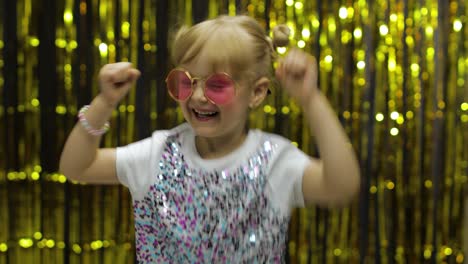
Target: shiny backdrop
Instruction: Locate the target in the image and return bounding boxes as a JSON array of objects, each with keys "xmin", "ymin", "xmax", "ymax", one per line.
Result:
[{"xmin": 0, "ymin": 0, "xmax": 467, "ymax": 263}]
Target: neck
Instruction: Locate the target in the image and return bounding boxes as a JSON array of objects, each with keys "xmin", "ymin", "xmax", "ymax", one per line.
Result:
[{"xmin": 195, "ymin": 127, "xmax": 248, "ymax": 159}]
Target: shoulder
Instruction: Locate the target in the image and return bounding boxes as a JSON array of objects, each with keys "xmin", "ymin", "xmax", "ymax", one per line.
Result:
[
  {"xmin": 115, "ymin": 123, "xmax": 191, "ymax": 198},
  {"xmin": 256, "ymin": 131, "xmax": 311, "ymax": 209},
  {"xmin": 253, "ymin": 129, "xmax": 310, "ymax": 175},
  {"xmin": 116, "ymin": 123, "xmax": 191, "ymax": 162},
  {"xmin": 248, "ymin": 129, "xmax": 309, "ymax": 168},
  {"xmin": 251, "ymin": 129, "xmax": 298, "ymax": 151}
]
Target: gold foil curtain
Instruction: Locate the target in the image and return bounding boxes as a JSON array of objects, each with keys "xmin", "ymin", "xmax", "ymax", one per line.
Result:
[{"xmin": 0, "ymin": 0, "xmax": 466, "ymax": 263}]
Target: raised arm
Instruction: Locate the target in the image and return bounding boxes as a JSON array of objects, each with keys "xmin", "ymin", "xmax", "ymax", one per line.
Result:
[
  {"xmin": 276, "ymin": 49, "xmax": 361, "ymax": 207},
  {"xmin": 59, "ymin": 62, "xmax": 140, "ymax": 184}
]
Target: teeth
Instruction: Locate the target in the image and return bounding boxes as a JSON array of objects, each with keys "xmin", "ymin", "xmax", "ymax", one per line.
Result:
[{"xmin": 194, "ymin": 109, "xmax": 217, "ymax": 115}]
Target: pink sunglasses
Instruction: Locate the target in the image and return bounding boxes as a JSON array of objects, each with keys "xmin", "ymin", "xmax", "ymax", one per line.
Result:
[{"xmin": 165, "ymin": 68, "xmax": 237, "ymax": 105}]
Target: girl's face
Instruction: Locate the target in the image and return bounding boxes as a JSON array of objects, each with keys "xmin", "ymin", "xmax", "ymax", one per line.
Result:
[{"xmin": 176, "ymin": 56, "xmax": 254, "ymax": 141}]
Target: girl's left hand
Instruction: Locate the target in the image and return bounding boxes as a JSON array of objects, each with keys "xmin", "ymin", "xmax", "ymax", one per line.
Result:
[{"xmin": 275, "ymin": 48, "xmax": 319, "ymax": 106}]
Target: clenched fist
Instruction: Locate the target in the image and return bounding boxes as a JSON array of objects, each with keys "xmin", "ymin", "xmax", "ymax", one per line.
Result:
[
  {"xmin": 98, "ymin": 62, "xmax": 141, "ymax": 107},
  {"xmin": 275, "ymin": 49, "xmax": 319, "ymax": 106}
]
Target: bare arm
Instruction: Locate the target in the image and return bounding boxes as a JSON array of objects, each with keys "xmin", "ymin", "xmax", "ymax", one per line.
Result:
[
  {"xmin": 59, "ymin": 95, "xmax": 118, "ymax": 184},
  {"xmin": 300, "ymin": 93, "xmax": 360, "ymax": 207},
  {"xmin": 59, "ymin": 62, "xmax": 140, "ymax": 184},
  {"xmin": 276, "ymin": 49, "xmax": 360, "ymax": 207}
]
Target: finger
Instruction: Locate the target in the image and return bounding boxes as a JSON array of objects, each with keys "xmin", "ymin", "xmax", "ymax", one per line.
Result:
[
  {"xmin": 128, "ymin": 69, "xmax": 141, "ymax": 82},
  {"xmin": 99, "ymin": 64, "xmax": 117, "ymax": 82},
  {"xmin": 306, "ymin": 55, "xmax": 317, "ymax": 69},
  {"xmin": 284, "ymin": 50, "xmax": 306, "ymax": 78},
  {"xmin": 109, "ymin": 63, "xmax": 135, "ymax": 84},
  {"xmin": 99, "ymin": 62, "xmax": 131, "ymax": 84},
  {"xmin": 301, "ymin": 55, "xmax": 319, "ymax": 90}
]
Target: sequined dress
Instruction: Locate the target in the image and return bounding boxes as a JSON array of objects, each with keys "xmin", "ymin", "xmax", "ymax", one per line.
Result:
[{"xmin": 116, "ymin": 123, "xmax": 310, "ymax": 263}]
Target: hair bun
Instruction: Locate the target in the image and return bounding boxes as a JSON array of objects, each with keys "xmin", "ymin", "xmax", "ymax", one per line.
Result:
[{"xmin": 272, "ymin": 24, "xmax": 290, "ymax": 47}]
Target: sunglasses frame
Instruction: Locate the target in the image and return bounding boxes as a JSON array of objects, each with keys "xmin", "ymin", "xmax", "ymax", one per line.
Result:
[{"xmin": 165, "ymin": 68, "xmax": 238, "ymax": 105}]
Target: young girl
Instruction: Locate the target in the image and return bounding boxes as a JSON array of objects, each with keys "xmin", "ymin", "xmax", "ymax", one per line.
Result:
[{"xmin": 60, "ymin": 15, "xmax": 360, "ymax": 263}]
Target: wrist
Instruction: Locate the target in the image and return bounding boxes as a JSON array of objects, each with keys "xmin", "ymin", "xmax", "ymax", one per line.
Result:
[
  {"xmin": 95, "ymin": 93, "xmax": 119, "ymax": 109},
  {"xmin": 299, "ymin": 90, "xmax": 321, "ymax": 110},
  {"xmin": 78, "ymin": 105, "xmax": 110, "ymax": 136},
  {"xmin": 77, "ymin": 95, "xmax": 116, "ymax": 136}
]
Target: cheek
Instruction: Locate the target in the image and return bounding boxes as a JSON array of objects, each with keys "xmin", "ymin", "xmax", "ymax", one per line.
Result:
[
  {"xmin": 179, "ymin": 102, "xmax": 191, "ymax": 116},
  {"xmin": 220, "ymin": 98, "xmax": 250, "ymax": 116},
  {"xmin": 234, "ymin": 87, "xmax": 254, "ymax": 108}
]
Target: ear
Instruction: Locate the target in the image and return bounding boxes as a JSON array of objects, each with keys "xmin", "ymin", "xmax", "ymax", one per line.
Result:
[{"xmin": 249, "ymin": 77, "xmax": 270, "ymax": 109}]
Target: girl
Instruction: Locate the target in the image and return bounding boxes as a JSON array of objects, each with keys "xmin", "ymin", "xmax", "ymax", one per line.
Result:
[{"xmin": 60, "ymin": 15, "xmax": 360, "ymax": 263}]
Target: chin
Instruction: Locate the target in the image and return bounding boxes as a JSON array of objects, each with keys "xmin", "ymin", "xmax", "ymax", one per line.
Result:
[{"xmin": 191, "ymin": 125, "xmax": 220, "ymax": 138}]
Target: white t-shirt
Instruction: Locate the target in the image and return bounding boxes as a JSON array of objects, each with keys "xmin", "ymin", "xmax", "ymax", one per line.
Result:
[{"xmin": 116, "ymin": 123, "xmax": 310, "ymax": 263}]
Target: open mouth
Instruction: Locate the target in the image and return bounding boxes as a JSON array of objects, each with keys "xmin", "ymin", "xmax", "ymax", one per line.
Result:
[{"xmin": 192, "ymin": 109, "xmax": 219, "ymax": 120}]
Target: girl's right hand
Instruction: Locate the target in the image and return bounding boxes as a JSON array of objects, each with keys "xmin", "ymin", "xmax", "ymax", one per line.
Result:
[{"xmin": 98, "ymin": 62, "xmax": 141, "ymax": 107}]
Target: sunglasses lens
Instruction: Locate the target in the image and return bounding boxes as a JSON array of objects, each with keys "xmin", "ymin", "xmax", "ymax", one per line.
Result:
[
  {"xmin": 204, "ymin": 74, "xmax": 236, "ymax": 105},
  {"xmin": 166, "ymin": 70, "xmax": 192, "ymax": 101}
]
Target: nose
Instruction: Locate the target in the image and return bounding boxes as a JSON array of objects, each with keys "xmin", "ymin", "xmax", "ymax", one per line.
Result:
[{"xmin": 190, "ymin": 80, "xmax": 208, "ymax": 103}]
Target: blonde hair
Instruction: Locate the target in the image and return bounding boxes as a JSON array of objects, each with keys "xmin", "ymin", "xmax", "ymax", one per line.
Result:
[{"xmin": 170, "ymin": 15, "xmax": 289, "ymax": 82}]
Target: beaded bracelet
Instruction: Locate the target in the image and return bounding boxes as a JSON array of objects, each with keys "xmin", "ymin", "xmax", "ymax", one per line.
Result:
[{"xmin": 78, "ymin": 105, "xmax": 110, "ymax": 136}]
